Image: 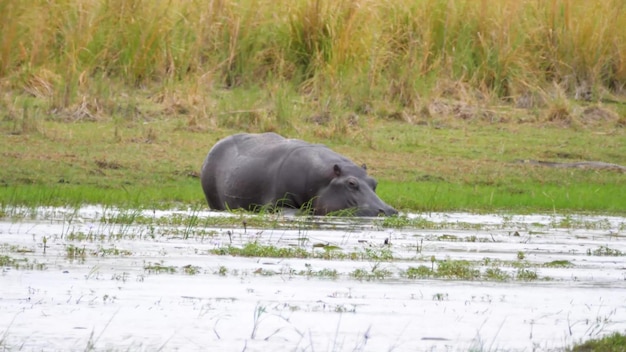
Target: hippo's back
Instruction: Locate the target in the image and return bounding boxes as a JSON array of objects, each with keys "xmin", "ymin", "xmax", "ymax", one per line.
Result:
[{"xmin": 200, "ymin": 133, "xmax": 294, "ymax": 210}]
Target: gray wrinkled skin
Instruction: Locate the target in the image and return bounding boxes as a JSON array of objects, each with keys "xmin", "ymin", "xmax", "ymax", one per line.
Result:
[{"xmin": 201, "ymin": 133, "xmax": 398, "ymax": 216}]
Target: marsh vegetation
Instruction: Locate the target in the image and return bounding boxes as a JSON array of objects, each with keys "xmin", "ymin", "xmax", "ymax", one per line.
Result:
[
  {"xmin": 1, "ymin": 1, "xmax": 625, "ymax": 350},
  {"xmin": 1, "ymin": 206, "xmax": 625, "ymax": 350},
  {"xmin": 1, "ymin": 0, "xmax": 625, "ymax": 214}
]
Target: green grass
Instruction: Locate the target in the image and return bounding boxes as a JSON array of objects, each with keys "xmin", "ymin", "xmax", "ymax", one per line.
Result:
[
  {"xmin": 1, "ymin": 0, "xmax": 625, "ymax": 215},
  {"xmin": 0, "ymin": 255, "xmax": 46, "ymax": 270},
  {"xmin": 211, "ymin": 242, "xmax": 310, "ymax": 259},
  {"xmin": 384, "ymin": 181, "xmax": 626, "ymax": 213},
  {"xmin": 1, "ymin": 119, "xmax": 624, "ymax": 214},
  {"xmin": 2, "ymin": 170, "xmax": 623, "ymax": 214},
  {"xmin": 569, "ymin": 332, "xmax": 626, "ymax": 352},
  {"xmin": 587, "ymin": 245, "xmax": 624, "ymax": 257},
  {"xmin": 515, "ymin": 268, "xmax": 539, "ymax": 281},
  {"xmin": 144, "ymin": 262, "xmax": 177, "ymax": 274},
  {"xmin": 0, "ymin": 181, "xmax": 203, "ymax": 209},
  {"xmin": 483, "ymin": 268, "xmax": 512, "ymax": 281},
  {"xmin": 403, "ymin": 259, "xmax": 543, "ymax": 281},
  {"xmin": 350, "ymin": 267, "xmax": 394, "ymax": 281},
  {"xmin": 544, "ymin": 260, "xmax": 574, "ymax": 267}
]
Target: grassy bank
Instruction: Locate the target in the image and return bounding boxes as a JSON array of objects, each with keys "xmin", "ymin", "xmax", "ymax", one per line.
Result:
[
  {"xmin": 1, "ymin": 0, "xmax": 625, "ymax": 213},
  {"xmin": 2, "ymin": 0, "xmax": 626, "ymax": 104},
  {"xmin": 1, "ymin": 118, "xmax": 624, "ymax": 213}
]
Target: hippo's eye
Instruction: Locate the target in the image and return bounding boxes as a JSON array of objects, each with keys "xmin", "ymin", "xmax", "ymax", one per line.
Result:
[{"xmin": 347, "ymin": 179, "xmax": 359, "ymax": 189}]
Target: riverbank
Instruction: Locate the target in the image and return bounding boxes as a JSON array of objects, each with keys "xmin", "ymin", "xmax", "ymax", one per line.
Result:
[{"xmin": 2, "ymin": 117, "xmax": 624, "ymax": 214}]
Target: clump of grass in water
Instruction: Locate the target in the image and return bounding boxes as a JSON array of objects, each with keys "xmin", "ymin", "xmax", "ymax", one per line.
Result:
[
  {"xmin": 483, "ymin": 268, "xmax": 512, "ymax": 281},
  {"xmin": 405, "ymin": 265, "xmax": 432, "ymax": 279},
  {"xmin": 405, "ymin": 259, "xmax": 523, "ymax": 281},
  {"xmin": 95, "ymin": 246, "xmax": 132, "ymax": 257},
  {"xmin": 378, "ymin": 215, "xmax": 438, "ymax": 229},
  {"xmin": 210, "ymin": 242, "xmax": 310, "ymax": 258},
  {"xmin": 216, "ymin": 265, "xmax": 228, "ymax": 276},
  {"xmin": 312, "ymin": 244, "xmax": 348, "ymax": 260},
  {"xmin": 435, "ymin": 259, "xmax": 481, "ymax": 280},
  {"xmin": 101, "ymin": 208, "xmax": 143, "ymax": 225},
  {"xmin": 211, "ymin": 240, "xmax": 397, "ymax": 262},
  {"xmin": 182, "ymin": 265, "xmax": 201, "ymax": 275},
  {"xmin": 183, "ymin": 205, "xmax": 202, "ymax": 239},
  {"xmin": 587, "ymin": 245, "xmax": 623, "ymax": 256},
  {"xmin": 516, "ymin": 268, "xmax": 538, "ymax": 281},
  {"xmin": 544, "ymin": 260, "xmax": 573, "ymax": 267},
  {"xmin": 65, "ymin": 244, "xmax": 86, "ymax": 262},
  {"xmin": 312, "ymin": 268, "xmax": 339, "ymax": 279},
  {"xmin": 350, "ymin": 267, "xmax": 393, "ymax": 281},
  {"xmin": 144, "ymin": 262, "xmax": 177, "ymax": 274},
  {"xmin": 379, "ymin": 215, "xmax": 411, "ymax": 228},
  {"xmin": 362, "ymin": 247, "xmax": 393, "ymax": 261},
  {"xmin": 0, "ymin": 255, "xmax": 23, "ymax": 268}
]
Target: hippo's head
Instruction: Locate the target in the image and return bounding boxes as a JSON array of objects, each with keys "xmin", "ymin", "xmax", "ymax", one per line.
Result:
[{"xmin": 313, "ymin": 164, "xmax": 398, "ymax": 216}]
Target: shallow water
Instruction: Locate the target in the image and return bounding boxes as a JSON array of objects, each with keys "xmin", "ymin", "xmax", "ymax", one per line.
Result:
[{"xmin": 1, "ymin": 207, "xmax": 625, "ymax": 351}]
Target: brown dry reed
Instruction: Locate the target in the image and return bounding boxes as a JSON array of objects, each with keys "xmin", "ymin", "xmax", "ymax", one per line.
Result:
[{"xmin": 1, "ymin": 0, "xmax": 625, "ymax": 126}]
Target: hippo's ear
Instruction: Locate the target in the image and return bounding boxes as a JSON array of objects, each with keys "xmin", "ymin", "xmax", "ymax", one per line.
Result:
[
  {"xmin": 333, "ymin": 164, "xmax": 342, "ymax": 177},
  {"xmin": 361, "ymin": 164, "xmax": 367, "ymax": 171}
]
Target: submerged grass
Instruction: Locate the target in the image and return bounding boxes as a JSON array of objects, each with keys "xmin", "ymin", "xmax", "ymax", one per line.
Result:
[
  {"xmin": 0, "ymin": 255, "xmax": 46, "ymax": 270},
  {"xmin": 211, "ymin": 242, "xmax": 310, "ymax": 259},
  {"xmin": 404, "ymin": 260, "xmax": 539, "ymax": 281},
  {"xmin": 587, "ymin": 245, "xmax": 624, "ymax": 257}
]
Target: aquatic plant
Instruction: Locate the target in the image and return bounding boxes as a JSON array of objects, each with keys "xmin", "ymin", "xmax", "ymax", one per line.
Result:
[
  {"xmin": 350, "ymin": 267, "xmax": 393, "ymax": 281},
  {"xmin": 587, "ymin": 245, "xmax": 624, "ymax": 257},
  {"xmin": 516, "ymin": 268, "xmax": 539, "ymax": 281},
  {"xmin": 436, "ymin": 259, "xmax": 481, "ymax": 280},
  {"xmin": 144, "ymin": 262, "xmax": 177, "ymax": 274}
]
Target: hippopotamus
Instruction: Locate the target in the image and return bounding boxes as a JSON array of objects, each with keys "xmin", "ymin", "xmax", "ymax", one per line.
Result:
[{"xmin": 200, "ymin": 133, "xmax": 398, "ymax": 216}]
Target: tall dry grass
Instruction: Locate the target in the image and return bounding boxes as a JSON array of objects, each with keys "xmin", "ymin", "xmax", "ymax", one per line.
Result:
[{"xmin": 1, "ymin": 0, "xmax": 625, "ymax": 125}]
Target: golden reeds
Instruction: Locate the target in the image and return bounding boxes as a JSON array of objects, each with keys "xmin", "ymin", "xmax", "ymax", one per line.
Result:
[{"xmin": 1, "ymin": 0, "xmax": 624, "ymax": 117}]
